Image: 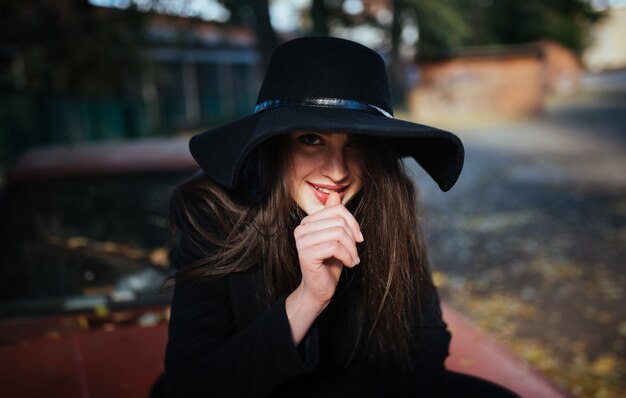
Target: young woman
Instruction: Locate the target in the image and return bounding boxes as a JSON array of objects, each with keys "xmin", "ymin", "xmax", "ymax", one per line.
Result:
[{"xmin": 158, "ymin": 37, "xmax": 518, "ymax": 397}]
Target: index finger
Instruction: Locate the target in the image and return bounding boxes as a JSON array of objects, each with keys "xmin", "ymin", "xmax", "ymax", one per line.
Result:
[{"xmin": 301, "ymin": 204, "xmax": 363, "ymax": 243}]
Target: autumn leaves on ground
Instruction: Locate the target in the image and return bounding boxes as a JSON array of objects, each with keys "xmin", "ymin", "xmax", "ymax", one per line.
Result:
[{"xmin": 411, "ymin": 71, "xmax": 626, "ymax": 398}]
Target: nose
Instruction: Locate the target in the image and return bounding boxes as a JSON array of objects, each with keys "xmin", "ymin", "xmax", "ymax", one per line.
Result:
[{"xmin": 321, "ymin": 148, "xmax": 349, "ymax": 183}]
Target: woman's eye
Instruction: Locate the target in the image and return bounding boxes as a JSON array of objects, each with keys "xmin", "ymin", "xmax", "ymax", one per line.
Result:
[{"xmin": 298, "ymin": 134, "xmax": 323, "ymax": 146}]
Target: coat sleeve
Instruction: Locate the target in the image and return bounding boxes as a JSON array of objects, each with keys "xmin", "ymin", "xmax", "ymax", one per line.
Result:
[
  {"xmin": 163, "ymin": 183, "xmax": 319, "ymax": 397},
  {"xmin": 164, "ymin": 279, "xmax": 319, "ymax": 397},
  {"xmin": 412, "ymin": 285, "xmax": 451, "ymax": 375},
  {"xmin": 279, "ymin": 283, "xmax": 451, "ymax": 397}
]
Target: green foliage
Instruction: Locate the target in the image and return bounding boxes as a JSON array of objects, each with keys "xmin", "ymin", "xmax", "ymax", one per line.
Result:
[
  {"xmin": 409, "ymin": 0, "xmax": 605, "ymax": 60},
  {"xmin": 216, "ymin": 0, "xmax": 277, "ymax": 71},
  {"xmin": 404, "ymin": 0, "xmax": 470, "ymax": 60},
  {"xmin": 0, "ymin": 0, "xmax": 148, "ymax": 97},
  {"xmin": 0, "ymin": 0, "xmax": 605, "ymax": 93}
]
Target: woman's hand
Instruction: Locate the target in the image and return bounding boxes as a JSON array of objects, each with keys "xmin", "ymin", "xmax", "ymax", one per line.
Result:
[
  {"xmin": 285, "ymin": 192, "xmax": 363, "ymax": 345},
  {"xmin": 294, "ymin": 192, "xmax": 363, "ymax": 305}
]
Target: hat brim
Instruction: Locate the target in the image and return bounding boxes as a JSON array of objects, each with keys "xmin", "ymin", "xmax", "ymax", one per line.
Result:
[{"xmin": 189, "ymin": 105, "xmax": 464, "ymax": 192}]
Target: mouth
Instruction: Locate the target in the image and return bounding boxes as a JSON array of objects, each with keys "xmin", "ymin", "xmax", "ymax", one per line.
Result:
[{"xmin": 307, "ymin": 182, "xmax": 349, "ymax": 205}]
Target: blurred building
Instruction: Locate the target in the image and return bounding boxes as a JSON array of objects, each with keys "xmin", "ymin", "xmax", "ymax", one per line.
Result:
[
  {"xmin": 141, "ymin": 14, "xmax": 259, "ymax": 134},
  {"xmin": 409, "ymin": 41, "xmax": 580, "ymax": 123},
  {"xmin": 584, "ymin": 6, "xmax": 626, "ymax": 72},
  {"xmin": 0, "ymin": 3, "xmax": 260, "ymax": 167}
]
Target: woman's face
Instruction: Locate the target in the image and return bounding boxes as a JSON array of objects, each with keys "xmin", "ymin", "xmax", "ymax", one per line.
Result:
[{"xmin": 286, "ymin": 132, "xmax": 364, "ymax": 215}]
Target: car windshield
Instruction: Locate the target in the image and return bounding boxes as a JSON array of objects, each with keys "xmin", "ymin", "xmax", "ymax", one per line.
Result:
[{"xmin": 0, "ymin": 171, "xmax": 195, "ymax": 317}]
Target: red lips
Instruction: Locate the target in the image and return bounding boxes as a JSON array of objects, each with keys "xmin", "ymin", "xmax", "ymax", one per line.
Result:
[{"xmin": 307, "ymin": 182, "xmax": 349, "ymax": 205}]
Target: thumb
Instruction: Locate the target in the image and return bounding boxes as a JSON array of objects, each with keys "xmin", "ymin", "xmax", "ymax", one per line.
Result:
[{"xmin": 325, "ymin": 192, "xmax": 341, "ymax": 208}]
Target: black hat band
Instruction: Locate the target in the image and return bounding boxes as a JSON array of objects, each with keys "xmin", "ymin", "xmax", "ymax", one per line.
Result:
[{"xmin": 254, "ymin": 97, "xmax": 394, "ymax": 119}]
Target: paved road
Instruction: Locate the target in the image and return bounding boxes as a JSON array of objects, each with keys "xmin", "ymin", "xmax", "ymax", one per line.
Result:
[{"xmin": 408, "ymin": 70, "xmax": 626, "ymax": 398}]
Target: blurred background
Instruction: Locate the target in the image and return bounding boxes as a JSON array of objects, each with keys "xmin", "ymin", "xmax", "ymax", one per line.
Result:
[{"xmin": 0, "ymin": 1, "xmax": 625, "ymax": 397}]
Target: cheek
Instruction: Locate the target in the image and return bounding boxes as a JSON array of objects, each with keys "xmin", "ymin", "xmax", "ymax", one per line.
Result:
[
  {"xmin": 285, "ymin": 154, "xmax": 310, "ymax": 198},
  {"xmin": 289, "ymin": 150, "xmax": 318, "ymax": 181},
  {"xmin": 348, "ymin": 153, "xmax": 365, "ymax": 188}
]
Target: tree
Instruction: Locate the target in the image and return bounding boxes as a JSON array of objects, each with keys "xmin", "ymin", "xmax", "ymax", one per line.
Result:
[
  {"xmin": 310, "ymin": 0, "xmax": 330, "ymax": 36},
  {"xmin": 466, "ymin": 0, "xmax": 604, "ymax": 56},
  {"xmin": 407, "ymin": 0, "xmax": 604, "ymax": 60},
  {"xmin": 0, "ymin": 0, "xmax": 147, "ymax": 97},
  {"xmin": 219, "ymin": 0, "xmax": 278, "ymax": 73},
  {"xmin": 393, "ymin": 0, "xmax": 468, "ymax": 61}
]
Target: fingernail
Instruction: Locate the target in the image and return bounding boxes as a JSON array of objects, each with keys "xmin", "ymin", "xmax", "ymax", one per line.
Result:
[
  {"xmin": 358, "ymin": 232, "xmax": 364, "ymax": 242},
  {"xmin": 356, "ymin": 256, "xmax": 361, "ymax": 265}
]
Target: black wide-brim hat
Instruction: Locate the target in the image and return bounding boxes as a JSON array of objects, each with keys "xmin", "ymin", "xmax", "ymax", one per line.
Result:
[{"xmin": 190, "ymin": 37, "xmax": 464, "ymax": 192}]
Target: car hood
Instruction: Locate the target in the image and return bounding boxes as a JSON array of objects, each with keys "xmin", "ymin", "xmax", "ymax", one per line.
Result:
[{"xmin": 0, "ymin": 313, "xmax": 167, "ymax": 398}]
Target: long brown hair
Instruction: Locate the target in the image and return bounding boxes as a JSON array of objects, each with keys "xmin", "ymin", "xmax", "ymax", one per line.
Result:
[{"xmin": 169, "ymin": 135, "xmax": 434, "ymax": 369}]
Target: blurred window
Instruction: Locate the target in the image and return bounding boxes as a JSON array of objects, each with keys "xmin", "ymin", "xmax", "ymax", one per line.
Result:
[
  {"xmin": 233, "ymin": 63, "xmax": 254, "ymax": 115},
  {"xmin": 197, "ymin": 63, "xmax": 220, "ymax": 121},
  {"xmin": 157, "ymin": 62, "xmax": 187, "ymax": 131}
]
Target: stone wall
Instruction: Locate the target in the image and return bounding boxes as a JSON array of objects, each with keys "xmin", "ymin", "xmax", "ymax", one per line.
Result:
[
  {"xmin": 541, "ymin": 40, "xmax": 581, "ymax": 95},
  {"xmin": 409, "ymin": 41, "xmax": 580, "ymax": 123}
]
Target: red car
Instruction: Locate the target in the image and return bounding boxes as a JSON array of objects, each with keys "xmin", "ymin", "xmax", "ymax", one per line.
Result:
[
  {"xmin": 0, "ymin": 138, "xmax": 569, "ymax": 397},
  {"xmin": 0, "ymin": 138, "xmax": 197, "ymax": 398}
]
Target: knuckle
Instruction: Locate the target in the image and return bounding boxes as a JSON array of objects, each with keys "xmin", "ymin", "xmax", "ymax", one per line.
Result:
[
  {"xmin": 330, "ymin": 226, "xmax": 344, "ymax": 235},
  {"xmin": 294, "ymin": 224, "xmax": 305, "ymax": 237},
  {"xmin": 328, "ymin": 215, "xmax": 341, "ymax": 225}
]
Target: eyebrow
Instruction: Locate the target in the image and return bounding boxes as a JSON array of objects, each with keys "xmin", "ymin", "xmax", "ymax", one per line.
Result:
[
  {"xmin": 298, "ymin": 131, "xmax": 352, "ymax": 138},
  {"xmin": 296, "ymin": 131, "xmax": 331, "ymax": 136}
]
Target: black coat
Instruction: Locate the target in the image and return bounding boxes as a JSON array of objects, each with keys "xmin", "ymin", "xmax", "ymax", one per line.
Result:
[
  {"xmin": 160, "ymin": 193, "xmax": 451, "ymax": 397},
  {"xmin": 162, "ymin": 267, "xmax": 451, "ymax": 397}
]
